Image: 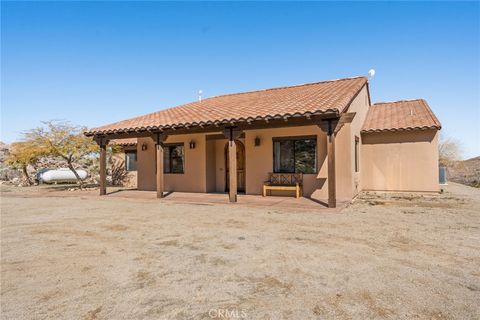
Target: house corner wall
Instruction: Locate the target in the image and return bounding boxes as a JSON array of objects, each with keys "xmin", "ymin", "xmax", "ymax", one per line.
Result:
[
  {"xmin": 361, "ymin": 130, "xmax": 440, "ymax": 192},
  {"xmin": 334, "ymin": 85, "xmax": 371, "ymax": 200},
  {"xmin": 334, "ymin": 123, "xmax": 353, "ymax": 201}
]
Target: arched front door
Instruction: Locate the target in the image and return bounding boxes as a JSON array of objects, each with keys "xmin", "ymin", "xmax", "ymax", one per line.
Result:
[{"xmin": 225, "ymin": 140, "xmax": 245, "ymax": 192}]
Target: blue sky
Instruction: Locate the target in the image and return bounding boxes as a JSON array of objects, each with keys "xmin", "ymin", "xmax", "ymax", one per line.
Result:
[{"xmin": 2, "ymin": 1, "xmax": 479, "ymax": 159}]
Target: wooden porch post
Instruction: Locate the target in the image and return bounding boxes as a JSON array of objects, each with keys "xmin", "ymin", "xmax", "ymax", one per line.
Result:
[
  {"xmin": 99, "ymin": 139, "xmax": 107, "ymax": 196},
  {"xmin": 326, "ymin": 120, "xmax": 336, "ymax": 208},
  {"xmin": 155, "ymin": 133, "xmax": 167, "ymax": 198},
  {"xmin": 222, "ymin": 127, "xmax": 242, "ymax": 203},
  {"xmin": 228, "ymin": 128, "xmax": 237, "ymax": 203},
  {"xmin": 319, "ymin": 113, "xmax": 355, "ymax": 208},
  {"xmin": 156, "ymin": 144, "xmax": 164, "ymax": 198},
  {"xmin": 318, "ymin": 119, "xmax": 339, "ymax": 208}
]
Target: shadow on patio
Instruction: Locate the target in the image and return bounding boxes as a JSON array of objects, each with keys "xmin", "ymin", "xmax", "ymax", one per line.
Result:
[{"xmin": 105, "ymin": 189, "xmax": 347, "ymax": 212}]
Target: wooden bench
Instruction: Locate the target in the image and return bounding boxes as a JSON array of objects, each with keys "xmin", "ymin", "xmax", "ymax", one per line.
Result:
[{"xmin": 262, "ymin": 173, "xmax": 303, "ymax": 198}]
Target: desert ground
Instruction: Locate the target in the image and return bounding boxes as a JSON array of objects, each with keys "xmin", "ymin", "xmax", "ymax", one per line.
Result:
[{"xmin": 1, "ymin": 183, "xmax": 479, "ymax": 320}]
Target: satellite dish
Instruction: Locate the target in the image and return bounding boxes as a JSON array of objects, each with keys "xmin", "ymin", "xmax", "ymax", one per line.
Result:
[{"xmin": 368, "ymin": 69, "xmax": 376, "ymax": 79}]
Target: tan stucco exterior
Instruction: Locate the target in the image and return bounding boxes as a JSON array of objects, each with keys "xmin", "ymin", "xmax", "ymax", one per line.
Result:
[
  {"xmin": 136, "ymin": 128, "xmax": 330, "ymax": 198},
  {"xmin": 361, "ymin": 130, "xmax": 439, "ymax": 192},
  {"xmin": 112, "ymin": 148, "xmax": 137, "ymax": 188},
  {"xmin": 137, "ymin": 134, "xmax": 207, "ymax": 192},
  {"xmin": 244, "ymin": 126, "xmax": 328, "ymax": 198},
  {"xmin": 137, "ymin": 137, "xmax": 156, "ymax": 191},
  {"xmin": 323, "ymin": 84, "xmax": 370, "ymax": 200},
  {"xmin": 245, "ymin": 126, "xmax": 327, "ymax": 198},
  {"xmin": 130, "ymin": 84, "xmax": 440, "ymax": 201}
]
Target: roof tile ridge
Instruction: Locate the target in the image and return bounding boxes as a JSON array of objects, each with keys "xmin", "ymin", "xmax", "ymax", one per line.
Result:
[
  {"xmin": 372, "ymin": 98, "xmax": 424, "ymax": 106},
  {"xmin": 202, "ymin": 76, "xmax": 368, "ymax": 100},
  {"xmin": 92, "ymin": 76, "xmax": 369, "ymax": 130},
  {"xmin": 418, "ymin": 99, "xmax": 442, "ymax": 128}
]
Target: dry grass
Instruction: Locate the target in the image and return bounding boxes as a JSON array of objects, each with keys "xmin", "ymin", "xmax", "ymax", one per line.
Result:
[{"xmin": 1, "ymin": 183, "xmax": 479, "ymax": 319}]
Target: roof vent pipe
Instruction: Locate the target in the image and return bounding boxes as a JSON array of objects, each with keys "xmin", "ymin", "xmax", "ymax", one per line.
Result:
[{"xmin": 198, "ymin": 90, "xmax": 203, "ymax": 102}]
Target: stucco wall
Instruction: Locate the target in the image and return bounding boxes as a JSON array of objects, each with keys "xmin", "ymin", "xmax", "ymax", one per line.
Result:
[
  {"xmin": 334, "ymin": 123, "xmax": 353, "ymax": 200},
  {"xmin": 112, "ymin": 150, "xmax": 137, "ymax": 188},
  {"xmin": 136, "ymin": 134, "xmax": 207, "ymax": 192},
  {"xmin": 361, "ymin": 130, "xmax": 439, "ymax": 192},
  {"xmin": 340, "ymin": 85, "xmax": 370, "ymax": 198},
  {"xmin": 136, "ymin": 137, "xmax": 156, "ymax": 191},
  {"xmin": 244, "ymin": 126, "xmax": 328, "ymax": 199}
]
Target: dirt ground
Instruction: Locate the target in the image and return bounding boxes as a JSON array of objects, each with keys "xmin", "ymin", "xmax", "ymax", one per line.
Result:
[{"xmin": 1, "ymin": 183, "xmax": 479, "ymax": 320}]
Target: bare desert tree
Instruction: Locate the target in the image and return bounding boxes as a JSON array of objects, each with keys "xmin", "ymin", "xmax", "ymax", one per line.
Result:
[
  {"xmin": 6, "ymin": 141, "xmax": 46, "ymax": 185},
  {"xmin": 25, "ymin": 121, "xmax": 99, "ymax": 187},
  {"xmin": 110, "ymin": 159, "xmax": 129, "ymax": 186},
  {"xmin": 439, "ymin": 135, "xmax": 462, "ymax": 166}
]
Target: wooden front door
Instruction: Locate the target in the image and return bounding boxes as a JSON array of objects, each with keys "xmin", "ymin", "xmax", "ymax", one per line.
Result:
[{"xmin": 225, "ymin": 140, "xmax": 245, "ymax": 192}]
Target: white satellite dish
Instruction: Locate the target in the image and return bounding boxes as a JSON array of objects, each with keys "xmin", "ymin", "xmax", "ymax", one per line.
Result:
[{"xmin": 368, "ymin": 69, "xmax": 376, "ymax": 79}]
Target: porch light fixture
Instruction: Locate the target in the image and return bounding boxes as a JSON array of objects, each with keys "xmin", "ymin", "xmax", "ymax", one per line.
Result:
[
  {"xmin": 254, "ymin": 136, "xmax": 261, "ymax": 147},
  {"xmin": 189, "ymin": 140, "xmax": 196, "ymax": 149},
  {"xmin": 141, "ymin": 143, "xmax": 148, "ymax": 151}
]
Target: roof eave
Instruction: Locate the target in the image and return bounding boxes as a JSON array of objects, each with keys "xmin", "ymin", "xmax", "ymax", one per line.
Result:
[
  {"xmin": 85, "ymin": 109, "xmax": 341, "ymax": 137},
  {"xmin": 361, "ymin": 125, "xmax": 442, "ymax": 134}
]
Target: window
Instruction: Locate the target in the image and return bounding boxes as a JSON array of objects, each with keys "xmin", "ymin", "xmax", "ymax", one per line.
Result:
[
  {"xmin": 125, "ymin": 151, "xmax": 137, "ymax": 171},
  {"xmin": 164, "ymin": 144, "xmax": 185, "ymax": 174},
  {"xmin": 355, "ymin": 136, "xmax": 360, "ymax": 172},
  {"xmin": 273, "ymin": 137, "xmax": 316, "ymax": 173}
]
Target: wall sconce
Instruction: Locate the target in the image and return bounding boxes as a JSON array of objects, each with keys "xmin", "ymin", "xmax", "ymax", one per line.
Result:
[
  {"xmin": 141, "ymin": 143, "xmax": 148, "ymax": 151},
  {"xmin": 189, "ymin": 140, "xmax": 196, "ymax": 149},
  {"xmin": 254, "ymin": 137, "xmax": 261, "ymax": 147}
]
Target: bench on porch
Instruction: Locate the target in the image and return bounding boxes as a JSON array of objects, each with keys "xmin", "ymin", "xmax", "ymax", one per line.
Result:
[{"xmin": 262, "ymin": 173, "xmax": 303, "ymax": 198}]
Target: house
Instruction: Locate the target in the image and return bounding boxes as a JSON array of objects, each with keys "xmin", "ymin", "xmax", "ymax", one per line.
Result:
[{"xmin": 84, "ymin": 76, "xmax": 441, "ymax": 208}]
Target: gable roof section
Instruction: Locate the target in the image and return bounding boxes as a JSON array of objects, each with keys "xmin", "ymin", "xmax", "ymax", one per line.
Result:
[
  {"xmin": 362, "ymin": 99, "xmax": 441, "ymax": 133},
  {"xmin": 85, "ymin": 76, "xmax": 367, "ymax": 135}
]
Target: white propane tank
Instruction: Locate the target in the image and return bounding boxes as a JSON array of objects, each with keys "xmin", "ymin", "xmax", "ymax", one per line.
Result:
[{"xmin": 39, "ymin": 168, "xmax": 88, "ymax": 184}]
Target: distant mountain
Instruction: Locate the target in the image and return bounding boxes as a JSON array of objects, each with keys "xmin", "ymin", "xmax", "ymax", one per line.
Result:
[{"xmin": 447, "ymin": 156, "xmax": 480, "ymax": 188}]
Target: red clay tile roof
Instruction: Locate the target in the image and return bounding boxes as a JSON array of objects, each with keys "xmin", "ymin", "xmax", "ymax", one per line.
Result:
[
  {"xmin": 85, "ymin": 76, "xmax": 367, "ymax": 135},
  {"xmin": 362, "ymin": 99, "xmax": 441, "ymax": 133},
  {"xmin": 110, "ymin": 138, "xmax": 137, "ymax": 146}
]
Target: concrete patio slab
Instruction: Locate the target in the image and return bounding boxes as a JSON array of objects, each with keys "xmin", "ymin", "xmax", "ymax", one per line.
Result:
[{"xmin": 105, "ymin": 189, "xmax": 348, "ymax": 212}]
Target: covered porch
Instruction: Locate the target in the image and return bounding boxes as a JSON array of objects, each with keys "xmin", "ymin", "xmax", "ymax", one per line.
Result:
[{"xmin": 93, "ymin": 112, "xmax": 354, "ymax": 209}]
